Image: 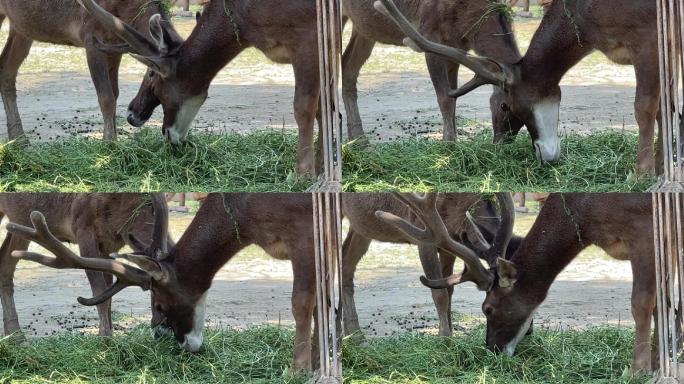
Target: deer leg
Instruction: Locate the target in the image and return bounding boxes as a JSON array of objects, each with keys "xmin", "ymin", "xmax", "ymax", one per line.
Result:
[
  {"xmin": 630, "ymin": 257, "xmax": 656, "ymax": 372},
  {"xmin": 292, "ymin": 54, "xmax": 321, "ymax": 176},
  {"xmin": 341, "ymin": 229, "xmax": 371, "ymax": 342},
  {"xmin": 439, "ymin": 250, "xmax": 456, "ymax": 332},
  {"xmin": 633, "ymin": 59, "xmax": 660, "ymax": 176},
  {"xmin": 0, "ymin": 231, "xmax": 28, "ymax": 341},
  {"xmin": 419, "ymin": 245, "xmax": 451, "ymax": 336},
  {"xmin": 290, "ymin": 255, "xmax": 316, "ymax": 371},
  {"xmin": 76, "ymin": 231, "xmax": 112, "ymax": 336},
  {"xmin": 85, "ymin": 46, "xmax": 119, "ymax": 141},
  {"xmin": 342, "ymin": 30, "xmax": 375, "ymax": 144},
  {"xmin": 0, "ymin": 28, "xmax": 32, "ymax": 144},
  {"xmin": 426, "ymin": 54, "xmax": 459, "ymax": 141}
]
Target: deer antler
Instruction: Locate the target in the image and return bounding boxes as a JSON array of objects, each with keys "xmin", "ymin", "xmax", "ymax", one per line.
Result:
[
  {"xmin": 480, "ymin": 193, "xmax": 515, "ymax": 264},
  {"xmin": 7, "ymin": 211, "xmax": 157, "ymax": 306},
  {"xmin": 78, "ymin": 0, "xmax": 161, "ymax": 57},
  {"xmin": 374, "ymin": 0, "xmax": 513, "ymax": 97},
  {"xmin": 375, "ymin": 193, "xmax": 495, "ymax": 291}
]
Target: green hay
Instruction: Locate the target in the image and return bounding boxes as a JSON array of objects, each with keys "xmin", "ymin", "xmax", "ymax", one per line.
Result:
[
  {"xmin": 342, "ymin": 131, "xmax": 654, "ymax": 192},
  {"xmin": 343, "ymin": 326, "xmax": 649, "ymax": 384},
  {"xmin": 0, "ymin": 326, "xmax": 309, "ymax": 384},
  {"xmin": 0, "ymin": 129, "xmax": 313, "ymax": 192}
]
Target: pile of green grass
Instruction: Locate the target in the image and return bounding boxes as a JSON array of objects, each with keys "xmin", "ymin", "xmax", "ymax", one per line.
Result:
[
  {"xmin": 0, "ymin": 326, "xmax": 309, "ymax": 383},
  {"xmin": 343, "ymin": 131, "xmax": 654, "ymax": 192},
  {"xmin": 0, "ymin": 129, "xmax": 312, "ymax": 192},
  {"xmin": 343, "ymin": 325, "xmax": 648, "ymax": 383}
]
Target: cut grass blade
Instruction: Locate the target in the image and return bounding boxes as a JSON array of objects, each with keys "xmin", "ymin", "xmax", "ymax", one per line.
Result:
[
  {"xmin": 0, "ymin": 325, "xmax": 309, "ymax": 383},
  {"xmin": 0, "ymin": 129, "xmax": 313, "ymax": 192},
  {"xmin": 342, "ymin": 131, "xmax": 654, "ymax": 192},
  {"xmin": 342, "ymin": 325, "xmax": 649, "ymax": 384}
]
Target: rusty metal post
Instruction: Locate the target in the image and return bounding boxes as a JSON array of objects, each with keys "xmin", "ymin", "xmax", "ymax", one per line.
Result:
[
  {"xmin": 654, "ymin": 0, "xmax": 684, "ymax": 381},
  {"xmin": 312, "ymin": 0, "xmax": 343, "ymax": 382}
]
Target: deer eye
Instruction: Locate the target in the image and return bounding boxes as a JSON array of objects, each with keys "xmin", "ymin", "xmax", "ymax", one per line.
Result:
[
  {"xmin": 483, "ymin": 305, "xmax": 494, "ymax": 317},
  {"xmin": 500, "ymin": 103, "xmax": 510, "ymax": 112}
]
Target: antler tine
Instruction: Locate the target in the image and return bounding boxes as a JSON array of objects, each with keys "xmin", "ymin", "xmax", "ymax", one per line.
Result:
[
  {"xmin": 7, "ymin": 211, "xmax": 153, "ymax": 305},
  {"xmin": 490, "ymin": 193, "xmax": 515, "ymax": 260},
  {"xmin": 149, "ymin": 193, "xmax": 169, "ymax": 258},
  {"xmin": 77, "ymin": 0, "xmax": 160, "ymax": 57},
  {"xmin": 376, "ymin": 193, "xmax": 494, "ymax": 291},
  {"xmin": 374, "ymin": 0, "xmax": 509, "ymax": 87}
]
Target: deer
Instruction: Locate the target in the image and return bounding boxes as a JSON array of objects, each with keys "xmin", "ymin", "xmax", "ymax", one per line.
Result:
[
  {"xmin": 376, "ymin": 192, "xmax": 656, "ymax": 372},
  {"xmin": 78, "ymin": 0, "xmax": 323, "ymax": 176},
  {"xmin": 342, "ymin": 0, "xmax": 523, "ymax": 144},
  {"xmin": 341, "ymin": 193, "xmax": 522, "ymax": 341},
  {"xmin": 0, "ymin": 1, "xmax": 181, "ymax": 143},
  {"xmin": 376, "ymin": 0, "xmax": 661, "ymax": 175},
  {"xmin": 7, "ymin": 193, "xmax": 320, "ymax": 371},
  {"xmin": 0, "ymin": 193, "xmax": 172, "ymax": 341}
]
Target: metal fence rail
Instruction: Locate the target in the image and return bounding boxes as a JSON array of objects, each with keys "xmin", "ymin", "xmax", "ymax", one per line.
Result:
[
  {"xmin": 654, "ymin": 0, "xmax": 684, "ymax": 382},
  {"xmin": 313, "ymin": 0, "xmax": 344, "ymax": 382}
]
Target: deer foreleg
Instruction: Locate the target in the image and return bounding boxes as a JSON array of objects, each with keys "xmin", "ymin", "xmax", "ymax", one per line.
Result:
[
  {"xmin": 341, "ymin": 229, "xmax": 372, "ymax": 342},
  {"xmin": 633, "ymin": 57, "xmax": 660, "ymax": 176},
  {"xmin": 85, "ymin": 46, "xmax": 120, "ymax": 141},
  {"xmin": 0, "ymin": 232, "xmax": 28, "ymax": 341},
  {"xmin": 419, "ymin": 245, "xmax": 452, "ymax": 336},
  {"xmin": 292, "ymin": 52, "xmax": 321, "ymax": 176},
  {"xmin": 630, "ymin": 258, "xmax": 656, "ymax": 372},
  {"xmin": 0, "ymin": 28, "xmax": 32, "ymax": 144},
  {"xmin": 426, "ymin": 54, "xmax": 459, "ymax": 141},
  {"xmin": 342, "ymin": 30, "xmax": 375, "ymax": 143},
  {"xmin": 291, "ymin": 257, "xmax": 316, "ymax": 371},
  {"xmin": 76, "ymin": 231, "xmax": 113, "ymax": 336}
]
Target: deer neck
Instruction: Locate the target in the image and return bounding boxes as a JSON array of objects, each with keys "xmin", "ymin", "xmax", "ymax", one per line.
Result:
[
  {"xmin": 171, "ymin": 195, "xmax": 250, "ymax": 293},
  {"xmin": 511, "ymin": 196, "xmax": 588, "ymax": 301},
  {"xmin": 519, "ymin": 4, "xmax": 593, "ymax": 86},
  {"xmin": 176, "ymin": 1, "xmax": 247, "ymax": 90}
]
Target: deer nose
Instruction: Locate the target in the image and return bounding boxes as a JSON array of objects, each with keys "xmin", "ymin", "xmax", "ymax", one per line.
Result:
[
  {"xmin": 180, "ymin": 333, "xmax": 203, "ymax": 352},
  {"xmin": 534, "ymin": 140, "xmax": 561, "ymax": 163},
  {"xmin": 127, "ymin": 110, "xmax": 145, "ymax": 128}
]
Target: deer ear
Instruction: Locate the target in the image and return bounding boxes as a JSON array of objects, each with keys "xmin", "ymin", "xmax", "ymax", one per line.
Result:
[
  {"xmin": 196, "ymin": 11, "xmax": 202, "ymax": 22},
  {"xmin": 115, "ymin": 253, "xmax": 166, "ymax": 282},
  {"xmin": 148, "ymin": 14, "xmax": 168, "ymax": 54},
  {"xmin": 496, "ymin": 257, "xmax": 518, "ymax": 288}
]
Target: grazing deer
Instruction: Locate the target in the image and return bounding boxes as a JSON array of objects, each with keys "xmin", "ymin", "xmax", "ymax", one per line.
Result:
[
  {"xmin": 7, "ymin": 193, "xmax": 319, "ymax": 371},
  {"xmin": 342, "ymin": 0, "xmax": 523, "ymax": 143},
  {"xmin": 377, "ymin": 0, "xmax": 660, "ymax": 175},
  {"xmin": 79, "ymin": 0, "xmax": 323, "ymax": 175},
  {"xmin": 0, "ymin": 1, "xmax": 180, "ymax": 142},
  {"xmin": 377, "ymin": 193, "xmax": 655, "ymax": 371},
  {"xmin": 341, "ymin": 193, "xmax": 521, "ymax": 339},
  {"xmin": 0, "ymin": 193, "xmax": 171, "ymax": 340}
]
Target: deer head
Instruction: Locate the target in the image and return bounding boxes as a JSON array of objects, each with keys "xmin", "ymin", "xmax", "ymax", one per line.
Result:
[
  {"xmin": 375, "ymin": 0, "xmax": 561, "ymax": 163},
  {"xmin": 7, "ymin": 194, "xmax": 207, "ymax": 352},
  {"xmin": 78, "ymin": 0, "xmax": 214, "ymax": 145},
  {"xmin": 376, "ymin": 192, "xmax": 533, "ymax": 354}
]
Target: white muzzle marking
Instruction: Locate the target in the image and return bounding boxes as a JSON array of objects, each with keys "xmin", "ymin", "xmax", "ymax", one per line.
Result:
[
  {"xmin": 165, "ymin": 94, "xmax": 206, "ymax": 145},
  {"xmin": 181, "ymin": 292, "xmax": 207, "ymax": 352},
  {"xmin": 503, "ymin": 309, "xmax": 537, "ymax": 356},
  {"xmin": 532, "ymin": 99, "xmax": 561, "ymax": 163}
]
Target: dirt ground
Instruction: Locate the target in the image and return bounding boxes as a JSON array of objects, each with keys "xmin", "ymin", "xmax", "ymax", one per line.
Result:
[
  {"xmin": 5, "ymin": 211, "xmax": 298, "ymax": 337},
  {"xmin": 0, "ymin": 15, "xmax": 637, "ymax": 143},
  {"xmin": 347, "ymin": 205, "xmax": 637, "ymax": 337}
]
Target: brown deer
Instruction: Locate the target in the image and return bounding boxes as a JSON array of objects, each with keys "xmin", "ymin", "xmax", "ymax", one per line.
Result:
[
  {"xmin": 376, "ymin": 0, "xmax": 660, "ymax": 175},
  {"xmin": 7, "ymin": 193, "xmax": 320, "ymax": 371},
  {"xmin": 342, "ymin": 0, "xmax": 523, "ymax": 143},
  {"xmin": 0, "ymin": 193, "xmax": 172, "ymax": 340},
  {"xmin": 341, "ymin": 193, "xmax": 520, "ymax": 340},
  {"xmin": 79, "ymin": 0, "xmax": 323, "ymax": 176},
  {"xmin": 377, "ymin": 193, "xmax": 656, "ymax": 371},
  {"xmin": 0, "ymin": 1, "xmax": 181, "ymax": 143}
]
